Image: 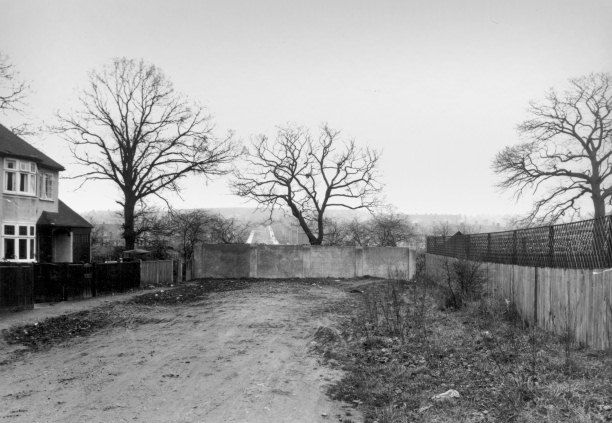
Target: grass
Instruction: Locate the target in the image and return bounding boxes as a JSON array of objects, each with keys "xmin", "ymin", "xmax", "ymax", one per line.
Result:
[{"xmin": 319, "ymin": 277, "xmax": 612, "ymax": 423}]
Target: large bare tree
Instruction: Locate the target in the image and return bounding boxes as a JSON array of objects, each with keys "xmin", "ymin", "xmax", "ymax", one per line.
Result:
[
  {"xmin": 493, "ymin": 73, "xmax": 612, "ymax": 223},
  {"xmin": 57, "ymin": 58, "xmax": 238, "ymax": 249},
  {"xmin": 233, "ymin": 124, "xmax": 382, "ymax": 245},
  {"xmin": 0, "ymin": 53, "xmax": 28, "ymax": 113}
]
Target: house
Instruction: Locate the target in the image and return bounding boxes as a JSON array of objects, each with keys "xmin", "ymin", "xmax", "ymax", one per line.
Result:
[{"xmin": 0, "ymin": 124, "xmax": 92, "ymax": 263}]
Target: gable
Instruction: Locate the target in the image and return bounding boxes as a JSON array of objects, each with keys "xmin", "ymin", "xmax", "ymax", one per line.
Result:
[{"xmin": 0, "ymin": 124, "xmax": 64, "ymax": 171}]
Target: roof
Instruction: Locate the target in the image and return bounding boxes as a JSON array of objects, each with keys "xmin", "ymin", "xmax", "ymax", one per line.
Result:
[
  {"xmin": 123, "ymin": 249, "xmax": 150, "ymax": 254},
  {"xmin": 37, "ymin": 200, "xmax": 93, "ymax": 228},
  {"xmin": 0, "ymin": 123, "xmax": 64, "ymax": 171}
]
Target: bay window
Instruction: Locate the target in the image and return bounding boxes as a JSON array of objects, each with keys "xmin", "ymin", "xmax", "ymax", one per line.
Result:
[{"xmin": 4, "ymin": 158, "xmax": 37, "ymax": 195}]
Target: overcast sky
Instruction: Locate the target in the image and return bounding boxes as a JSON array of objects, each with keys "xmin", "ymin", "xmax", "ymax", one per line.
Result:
[{"xmin": 1, "ymin": 0, "xmax": 611, "ymax": 215}]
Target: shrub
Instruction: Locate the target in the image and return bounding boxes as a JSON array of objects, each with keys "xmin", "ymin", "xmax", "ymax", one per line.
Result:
[{"xmin": 440, "ymin": 258, "xmax": 486, "ymax": 310}]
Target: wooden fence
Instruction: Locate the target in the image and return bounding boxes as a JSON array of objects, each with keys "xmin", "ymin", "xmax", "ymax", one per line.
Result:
[
  {"xmin": 140, "ymin": 260, "xmax": 175, "ymax": 286},
  {"xmin": 93, "ymin": 262, "xmax": 141, "ymax": 295},
  {"xmin": 0, "ymin": 261, "xmax": 144, "ymax": 309},
  {"xmin": 0, "ymin": 266, "xmax": 34, "ymax": 311},
  {"xmin": 425, "ymin": 253, "xmax": 612, "ymax": 350},
  {"xmin": 33, "ymin": 263, "xmax": 94, "ymax": 302}
]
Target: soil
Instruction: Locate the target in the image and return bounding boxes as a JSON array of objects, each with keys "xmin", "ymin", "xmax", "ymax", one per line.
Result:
[{"xmin": 0, "ymin": 279, "xmax": 368, "ymax": 423}]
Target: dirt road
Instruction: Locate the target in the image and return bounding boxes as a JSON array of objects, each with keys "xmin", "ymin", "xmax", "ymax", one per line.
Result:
[{"xmin": 0, "ymin": 280, "xmax": 362, "ymax": 423}]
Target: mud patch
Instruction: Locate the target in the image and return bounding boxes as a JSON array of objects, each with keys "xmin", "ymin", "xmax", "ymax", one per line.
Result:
[
  {"xmin": 2, "ymin": 305, "xmax": 161, "ymax": 352},
  {"xmin": 128, "ymin": 279, "xmax": 254, "ymax": 306}
]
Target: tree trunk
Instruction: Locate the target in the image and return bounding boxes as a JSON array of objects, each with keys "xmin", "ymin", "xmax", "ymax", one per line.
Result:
[
  {"xmin": 590, "ymin": 181, "xmax": 608, "ymax": 266},
  {"xmin": 592, "ymin": 192, "xmax": 606, "ymax": 219},
  {"xmin": 122, "ymin": 195, "xmax": 137, "ymax": 250},
  {"xmin": 287, "ymin": 202, "xmax": 319, "ymax": 245}
]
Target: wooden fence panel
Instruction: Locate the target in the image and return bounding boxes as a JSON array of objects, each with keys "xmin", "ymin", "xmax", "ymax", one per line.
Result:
[
  {"xmin": 32, "ymin": 263, "xmax": 93, "ymax": 302},
  {"xmin": 140, "ymin": 260, "xmax": 174, "ymax": 286},
  {"xmin": 93, "ymin": 262, "xmax": 140, "ymax": 294},
  {"xmin": 591, "ymin": 272, "xmax": 605, "ymax": 349},
  {"xmin": 0, "ymin": 266, "xmax": 33, "ymax": 311},
  {"xmin": 426, "ymin": 254, "xmax": 611, "ymax": 350}
]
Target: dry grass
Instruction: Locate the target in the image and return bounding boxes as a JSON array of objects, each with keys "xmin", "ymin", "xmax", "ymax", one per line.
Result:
[{"xmin": 321, "ymin": 276, "xmax": 612, "ymax": 422}]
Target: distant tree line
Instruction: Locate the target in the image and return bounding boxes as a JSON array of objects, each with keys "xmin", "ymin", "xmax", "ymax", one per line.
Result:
[
  {"xmin": 322, "ymin": 212, "xmax": 417, "ymax": 247},
  {"xmin": 89, "ymin": 209, "xmax": 248, "ymax": 262}
]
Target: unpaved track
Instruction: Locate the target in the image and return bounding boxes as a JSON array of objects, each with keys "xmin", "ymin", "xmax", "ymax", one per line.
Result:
[{"xmin": 0, "ymin": 281, "xmax": 362, "ymax": 423}]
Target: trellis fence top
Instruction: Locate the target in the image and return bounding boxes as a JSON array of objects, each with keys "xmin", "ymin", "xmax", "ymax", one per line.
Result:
[{"xmin": 426, "ymin": 215, "xmax": 612, "ymax": 269}]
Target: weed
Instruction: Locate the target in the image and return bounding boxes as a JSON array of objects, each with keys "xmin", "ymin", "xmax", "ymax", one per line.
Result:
[
  {"xmin": 440, "ymin": 258, "xmax": 486, "ymax": 310},
  {"xmin": 323, "ymin": 277, "xmax": 612, "ymax": 423}
]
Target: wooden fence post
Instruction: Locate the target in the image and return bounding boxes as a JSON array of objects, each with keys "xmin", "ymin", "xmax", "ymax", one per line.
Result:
[
  {"xmin": 607, "ymin": 216, "xmax": 612, "ymax": 268},
  {"xmin": 548, "ymin": 226, "xmax": 555, "ymax": 268},
  {"xmin": 533, "ymin": 266, "xmax": 538, "ymax": 325}
]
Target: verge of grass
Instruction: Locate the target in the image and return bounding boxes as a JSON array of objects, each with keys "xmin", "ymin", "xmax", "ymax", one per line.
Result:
[{"xmin": 320, "ymin": 276, "xmax": 612, "ymax": 423}]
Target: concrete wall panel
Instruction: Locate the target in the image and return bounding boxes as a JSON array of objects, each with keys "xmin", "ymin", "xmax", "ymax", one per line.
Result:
[{"xmin": 193, "ymin": 244, "xmax": 415, "ymax": 280}]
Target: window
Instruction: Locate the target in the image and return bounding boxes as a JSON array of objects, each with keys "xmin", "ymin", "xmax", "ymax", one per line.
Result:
[
  {"xmin": 41, "ymin": 173, "xmax": 54, "ymax": 200},
  {"xmin": 4, "ymin": 158, "xmax": 37, "ymax": 196},
  {"xmin": 2, "ymin": 224, "xmax": 35, "ymax": 261}
]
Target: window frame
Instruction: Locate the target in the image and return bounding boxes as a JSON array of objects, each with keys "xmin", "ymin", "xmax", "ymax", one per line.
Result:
[
  {"xmin": 3, "ymin": 158, "xmax": 37, "ymax": 197},
  {"xmin": 1, "ymin": 223, "xmax": 36, "ymax": 262},
  {"xmin": 40, "ymin": 172, "xmax": 55, "ymax": 201}
]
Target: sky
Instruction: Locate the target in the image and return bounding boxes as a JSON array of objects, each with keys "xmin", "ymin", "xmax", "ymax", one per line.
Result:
[{"xmin": 1, "ymin": 0, "xmax": 611, "ymax": 216}]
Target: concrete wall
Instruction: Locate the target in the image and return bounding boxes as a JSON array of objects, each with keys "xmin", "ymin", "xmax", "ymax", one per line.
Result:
[
  {"xmin": 192, "ymin": 244, "xmax": 252, "ymax": 279},
  {"xmin": 425, "ymin": 253, "xmax": 612, "ymax": 350},
  {"xmin": 192, "ymin": 244, "xmax": 416, "ymax": 280}
]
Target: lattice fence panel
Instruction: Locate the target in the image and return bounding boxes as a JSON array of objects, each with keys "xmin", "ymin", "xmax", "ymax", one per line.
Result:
[{"xmin": 426, "ymin": 215, "xmax": 612, "ymax": 269}]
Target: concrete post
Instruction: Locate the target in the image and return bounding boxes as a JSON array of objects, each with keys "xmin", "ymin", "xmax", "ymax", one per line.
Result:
[
  {"xmin": 249, "ymin": 245, "xmax": 258, "ymax": 278},
  {"xmin": 355, "ymin": 247, "xmax": 364, "ymax": 277},
  {"xmin": 408, "ymin": 249, "xmax": 416, "ymax": 280}
]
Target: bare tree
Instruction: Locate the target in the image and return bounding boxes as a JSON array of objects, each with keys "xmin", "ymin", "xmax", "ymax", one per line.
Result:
[
  {"xmin": 169, "ymin": 209, "xmax": 210, "ymax": 263},
  {"xmin": 0, "ymin": 53, "xmax": 28, "ymax": 113},
  {"xmin": 233, "ymin": 124, "xmax": 382, "ymax": 245},
  {"xmin": 370, "ymin": 212, "xmax": 416, "ymax": 247},
  {"xmin": 138, "ymin": 211, "xmax": 174, "ymax": 259},
  {"xmin": 341, "ymin": 218, "xmax": 371, "ymax": 246},
  {"xmin": 207, "ymin": 214, "xmax": 248, "ymax": 244},
  {"xmin": 322, "ymin": 217, "xmax": 349, "ymax": 246},
  {"xmin": 431, "ymin": 221, "xmax": 455, "ymax": 237},
  {"xmin": 57, "ymin": 58, "xmax": 238, "ymax": 249},
  {"xmin": 493, "ymin": 73, "xmax": 612, "ymax": 223}
]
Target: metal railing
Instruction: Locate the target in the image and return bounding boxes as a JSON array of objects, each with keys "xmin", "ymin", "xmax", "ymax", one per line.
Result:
[{"xmin": 426, "ymin": 215, "xmax": 612, "ymax": 269}]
